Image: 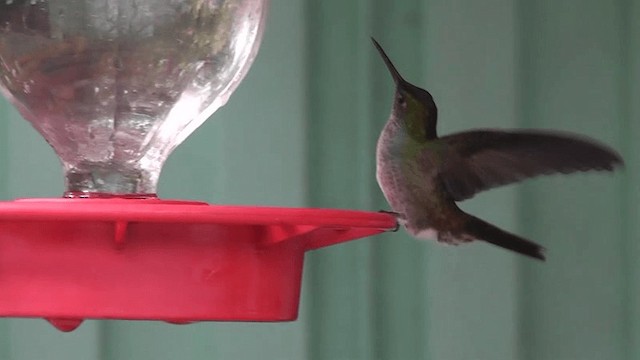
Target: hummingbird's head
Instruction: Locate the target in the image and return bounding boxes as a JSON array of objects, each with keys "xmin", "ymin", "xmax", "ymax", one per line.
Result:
[{"xmin": 372, "ymin": 37, "xmax": 438, "ymax": 141}]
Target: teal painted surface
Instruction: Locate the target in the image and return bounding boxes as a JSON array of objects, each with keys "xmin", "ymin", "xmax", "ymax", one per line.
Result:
[
  {"xmin": 518, "ymin": 2, "xmax": 629, "ymax": 359},
  {"xmin": 0, "ymin": 0, "xmax": 638, "ymax": 359},
  {"xmin": 627, "ymin": 1, "xmax": 640, "ymax": 359}
]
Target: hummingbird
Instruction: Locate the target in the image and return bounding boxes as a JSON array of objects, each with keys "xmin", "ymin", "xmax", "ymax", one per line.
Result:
[{"xmin": 372, "ymin": 38, "xmax": 623, "ymax": 260}]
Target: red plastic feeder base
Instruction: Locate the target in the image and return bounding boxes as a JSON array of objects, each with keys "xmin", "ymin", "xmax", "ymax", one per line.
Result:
[{"xmin": 0, "ymin": 198, "xmax": 396, "ymax": 331}]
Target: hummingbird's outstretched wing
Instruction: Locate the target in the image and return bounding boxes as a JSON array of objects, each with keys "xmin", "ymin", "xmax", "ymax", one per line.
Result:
[{"xmin": 438, "ymin": 129, "xmax": 623, "ymax": 201}]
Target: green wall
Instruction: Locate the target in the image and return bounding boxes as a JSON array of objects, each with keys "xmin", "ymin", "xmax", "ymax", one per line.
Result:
[{"xmin": 0, "ymin": 0, "xmax": 638, "ymax": 359}]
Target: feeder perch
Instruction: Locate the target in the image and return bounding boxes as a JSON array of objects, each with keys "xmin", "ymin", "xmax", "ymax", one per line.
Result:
[{"xmin": 0, "ymin": 0, "xmax": 396, "ymax": 331}]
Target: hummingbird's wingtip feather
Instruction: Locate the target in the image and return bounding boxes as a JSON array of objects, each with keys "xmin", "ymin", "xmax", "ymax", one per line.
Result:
[{"xmin": 439, "ymin": 130, "xmax": 626, "ymax": 201}]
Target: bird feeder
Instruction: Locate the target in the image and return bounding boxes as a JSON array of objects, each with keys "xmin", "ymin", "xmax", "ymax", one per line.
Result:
[{"xmin": 0, "ymin": 0, "xmax": 395, "ymax": 331}]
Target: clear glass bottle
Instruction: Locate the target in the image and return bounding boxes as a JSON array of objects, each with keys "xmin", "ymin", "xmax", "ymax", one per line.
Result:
[{"xmin": 0, "ymin": 0, "xmax": 268, "ymax": 197}]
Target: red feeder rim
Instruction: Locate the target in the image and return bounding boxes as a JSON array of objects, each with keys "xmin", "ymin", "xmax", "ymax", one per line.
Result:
[{"xmin": 0, "ymin": 198, "xmax": 396, "ymax": 331}]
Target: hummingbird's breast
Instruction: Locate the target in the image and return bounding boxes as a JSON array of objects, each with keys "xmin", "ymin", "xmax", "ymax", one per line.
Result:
[{"xmin": 376, "ymin": 118, "xmax": 443, "ymax": 233}]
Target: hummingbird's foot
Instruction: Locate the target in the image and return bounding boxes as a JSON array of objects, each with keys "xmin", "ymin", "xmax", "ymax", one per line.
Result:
[{"xmin": 378, "ymin": 210, "xmax": 405, "ymax": 232}]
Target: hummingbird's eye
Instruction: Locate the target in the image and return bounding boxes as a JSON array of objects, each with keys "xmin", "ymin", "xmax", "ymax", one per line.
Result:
[{"xmin": 397, "ymin": 94, "xmax": 407, "ymax": 107}]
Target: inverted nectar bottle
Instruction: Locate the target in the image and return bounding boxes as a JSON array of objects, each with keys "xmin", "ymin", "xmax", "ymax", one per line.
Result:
[{"xmin": 0, "ymin": 0, "xmax": 267, "ymax": 196}]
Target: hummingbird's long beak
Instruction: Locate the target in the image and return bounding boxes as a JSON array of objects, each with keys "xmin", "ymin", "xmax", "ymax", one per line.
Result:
[{"xmin": 371, "ymin": 37, "xmax": 404, "ymax": 85}]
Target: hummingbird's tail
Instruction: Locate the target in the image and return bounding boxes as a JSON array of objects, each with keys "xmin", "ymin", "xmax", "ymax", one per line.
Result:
[{"xmin": 464, "ymin": 215, "xmax": 546, "ymax": 261}]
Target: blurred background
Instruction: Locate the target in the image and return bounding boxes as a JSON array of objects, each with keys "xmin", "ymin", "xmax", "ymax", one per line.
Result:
[{"xmin": 0, "ymin": 0, "xmax": 638, "ymax": 359}]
